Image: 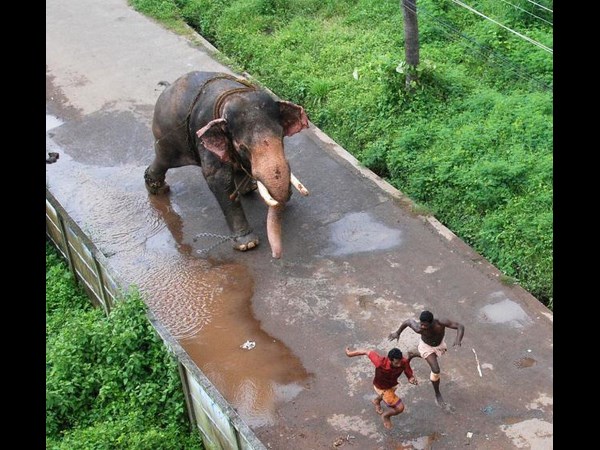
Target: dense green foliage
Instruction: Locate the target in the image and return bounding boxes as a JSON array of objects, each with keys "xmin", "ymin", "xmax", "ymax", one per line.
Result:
[
  {"xmin": 46, "ymin": 243, "xmax": 203, "ymax": 449},
  {"xmin": 128, "ymin": 0, "xmax": 552, "ymax": 307}
]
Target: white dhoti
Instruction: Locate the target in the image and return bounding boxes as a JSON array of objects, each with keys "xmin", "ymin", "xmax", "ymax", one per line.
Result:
[{"xmin": 418, "ymin": 339, "xmax": 447, "ymax": 359}]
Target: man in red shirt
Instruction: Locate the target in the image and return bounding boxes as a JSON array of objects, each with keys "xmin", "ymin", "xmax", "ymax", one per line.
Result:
[{"xmin": 345, "ymin": 346, "xmax": 418, "ymax": 429}]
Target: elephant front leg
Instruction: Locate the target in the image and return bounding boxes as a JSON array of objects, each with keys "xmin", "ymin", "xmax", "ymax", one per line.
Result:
[{"xmin": 204, "ymin": 167, "xmax": 260, "ymax": 252}]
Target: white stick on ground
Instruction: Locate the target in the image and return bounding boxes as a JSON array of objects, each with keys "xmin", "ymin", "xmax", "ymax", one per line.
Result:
[{"xmin": 472, "ymin": 348, "xmax": 483, "ymax": 377}]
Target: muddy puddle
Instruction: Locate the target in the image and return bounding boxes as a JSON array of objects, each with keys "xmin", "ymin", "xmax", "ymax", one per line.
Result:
[{"xmin": 46, "ymin": 115, "xmax": 311, "ymax": 427}]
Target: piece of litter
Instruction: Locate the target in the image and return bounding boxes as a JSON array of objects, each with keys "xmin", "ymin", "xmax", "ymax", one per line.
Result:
[
  {"xmin": 472, "ymin": 348, "xmax": 483, "ymax": 377},
  {"xmin": 241, "ymin": 340, "xmax": 256, "ymax": 350},
  {"xmin": 466, "ymin": 432, "xmax": 473, "ymax": 438}
]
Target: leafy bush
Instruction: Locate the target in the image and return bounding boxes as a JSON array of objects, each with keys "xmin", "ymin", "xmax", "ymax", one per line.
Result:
[{"xmin": 46, "ymin": 243, "xmax": 203, "ymax": 449}]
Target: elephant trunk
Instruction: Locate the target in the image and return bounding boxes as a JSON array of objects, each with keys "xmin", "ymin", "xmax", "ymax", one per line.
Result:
[
  {"xmin": 253, "ymin": 163, "xmax": 309, "ymax": 258},
  {"xmin": 255, "ymin": 167, "xmax": 310, "ymax": 259},
  {"xmin": 261, "ymin": 164, "xmax": 288, "ymax": 259},
  {"xmin": 266, "ymin": 204, "xmax": 284, "ymax": 259},
  {"xmin": 252, "ymin": 149, "xmax": 293, "ymax": 258}
]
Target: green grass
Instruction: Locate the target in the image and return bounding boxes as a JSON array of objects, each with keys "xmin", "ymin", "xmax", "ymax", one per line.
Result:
[{"xmin": 46, "ymin": 242, "xmax": 203, "ymax": 449}]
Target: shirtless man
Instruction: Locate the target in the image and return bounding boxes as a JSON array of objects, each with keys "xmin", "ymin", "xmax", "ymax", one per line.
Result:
[
  {"xmin": 345, "ymin": 346, "xmax": 418, "ymax": 429},
  {"xmin": 388, "ymin": 310, "xmax": 464, "ymax": 408}
]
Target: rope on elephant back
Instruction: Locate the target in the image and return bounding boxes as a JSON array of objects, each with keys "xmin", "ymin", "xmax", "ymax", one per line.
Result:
[{"xmin": 193, "ymin": 230, "xmax": 253, "ymax": 255}]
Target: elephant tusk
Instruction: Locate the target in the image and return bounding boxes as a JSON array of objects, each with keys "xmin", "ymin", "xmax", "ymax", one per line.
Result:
[
  {"xmin": 256, "ymin": 180, "xmax": 279, "ymax": 206},
  {"xmin": 291, "ymin": 172, "xmax": 309, "ymax": 196}
]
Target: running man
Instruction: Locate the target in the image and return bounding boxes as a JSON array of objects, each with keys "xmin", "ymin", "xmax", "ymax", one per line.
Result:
[
  {"xmin": 388, "ymin": 310, "xmax": 464, "ymax": 408},
  {"xmin": 345, "ymin": 346, "xmax": 418, "ymax": 429}
]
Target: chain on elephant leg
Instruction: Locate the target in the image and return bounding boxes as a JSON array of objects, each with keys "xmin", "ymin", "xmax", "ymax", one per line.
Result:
[{"xmin": 194, "ymin": 229, "xmax": 256, "ymax": 255}]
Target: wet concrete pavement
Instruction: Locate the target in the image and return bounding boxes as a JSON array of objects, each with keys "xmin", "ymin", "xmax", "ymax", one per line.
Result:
[{"xmin": 46, "ymin": 0, "xmax": 553, "ymax": 448}]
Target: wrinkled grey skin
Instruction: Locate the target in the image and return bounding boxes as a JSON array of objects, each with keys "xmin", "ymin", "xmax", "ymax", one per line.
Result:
[{"xmin": 144, "ymin": 71, "xmax": 309, "ymax": 258}]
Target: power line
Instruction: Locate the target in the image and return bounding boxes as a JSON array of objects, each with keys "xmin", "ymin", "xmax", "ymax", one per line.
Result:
[
  {"xmin": 499, "ymin": 0, "xmax": 553, "ymax": 26},
  {"xmin": 449, "ymin": 0, "xmax": 552, "ymax": 54},
  {"xmin": 523, "ymin": 0, "xmax": 553, "ymax": 13},
  {"xmin": 401, "ymin": 2, "xmax": 551, "ymax": 91}
]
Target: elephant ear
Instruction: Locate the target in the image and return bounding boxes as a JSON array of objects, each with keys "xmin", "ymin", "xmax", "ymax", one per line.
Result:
[
  {"xmin": 278, "ymin": 101, "xmax": 309, "ymax": 137},
  {"xmin": 195, "ymin": 118, "xmax": 233, "ymax": 163}
]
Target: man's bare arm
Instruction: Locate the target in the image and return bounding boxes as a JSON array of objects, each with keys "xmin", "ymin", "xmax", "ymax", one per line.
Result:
[
  {"xmin": 439, "ymin": 319, "xmax": 465, "ymax": 346},
  {"xmin": 345, "ymin": 347, "xmax": 370, "ymax": 357},
  {"xmin": 388, "ymin": 319, "xmax": 420, "ymax": 341}
]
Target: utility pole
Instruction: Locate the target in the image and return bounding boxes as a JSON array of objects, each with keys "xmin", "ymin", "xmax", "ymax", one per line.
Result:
[{"xmin": 402, "ymin": 0, "xmax": 420, "ymax": 88}]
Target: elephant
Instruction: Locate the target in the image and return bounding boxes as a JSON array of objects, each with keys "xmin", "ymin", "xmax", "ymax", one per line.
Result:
[{"xmin": 144, "ymin": 71, "xmax": 310, "ymax": 259}]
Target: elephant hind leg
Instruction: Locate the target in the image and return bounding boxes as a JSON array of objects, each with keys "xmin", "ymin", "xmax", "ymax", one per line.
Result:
[{"xmin": 144, "ymin": 165, "xmax": 170, "ymax": 195}]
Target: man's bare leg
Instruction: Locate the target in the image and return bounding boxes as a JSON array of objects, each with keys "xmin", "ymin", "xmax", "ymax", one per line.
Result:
[
  {"xmin": 407, "ymin": 349, "xmax": 420, "ymax": 362},
  {"xmin": 372, "ymin": 396, "xmax": 383, "ymax": 414},
  {"xmin": 381, "ymin": 403, "xmax": 404, "ymax": 429},
  {"xmin": 382, "ymin": 414, "xmax": 393, "ymax": 429},
  {"xmin": 431, "ymin": 378, "xmax": 445, "ymax": 406},
  {"xmin": 425, "ymin": 354, "xmax": 447, "ymax": 407},
  {"xmin": 409, "ymin": 349, "xmax": 448, "ymax": 405}
]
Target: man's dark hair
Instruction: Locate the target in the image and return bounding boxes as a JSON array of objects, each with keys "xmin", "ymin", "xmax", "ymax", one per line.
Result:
[
  {"xmin": 419, "ymin": 310, "xmax": 434, "ymax": 323},
  {"xmin": 388, "ymin": 348, "xmax": 403, "ymax": 360}
]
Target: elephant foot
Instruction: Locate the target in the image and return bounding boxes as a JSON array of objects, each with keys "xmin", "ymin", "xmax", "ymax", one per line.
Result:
[
  {"xmin": 146, "ymin": 182, "xmax": 170, "ymax": 195},
  {"xmin": 232, "ymin": 232, "xmax": 259, "ymax": 252},
  {"xmin": 144, "ymin": 167, "xmax": 170, "ymax": 195}
]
